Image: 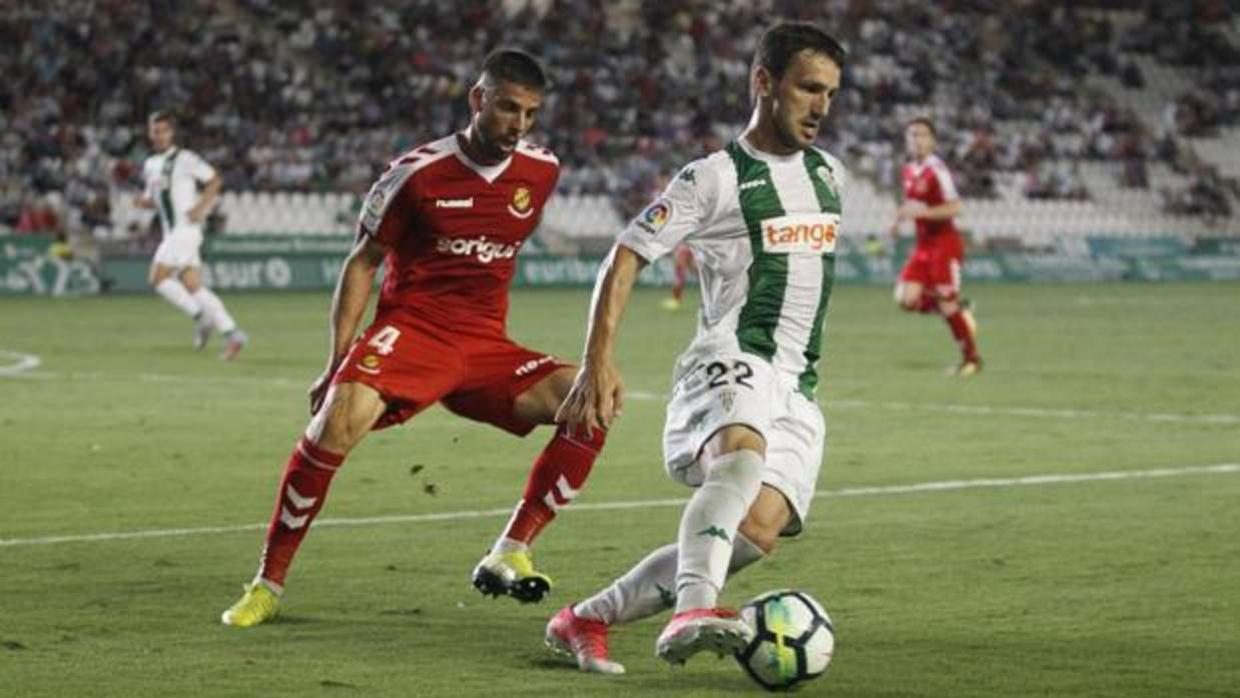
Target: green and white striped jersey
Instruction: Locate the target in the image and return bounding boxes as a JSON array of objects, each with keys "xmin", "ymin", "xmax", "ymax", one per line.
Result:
[
  {"xmin": 142, "ymin": 147, "xmax": 217, "ymax": 236},
  {"xmin": 618, "ymin": 137, "xmax": 846, "ymax": 398}
]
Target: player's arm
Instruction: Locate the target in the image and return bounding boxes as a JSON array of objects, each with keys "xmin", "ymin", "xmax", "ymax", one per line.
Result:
[
  {"xmin": 134, "ymin": 164, "xmax": 155, "ymax": 209},
  {"xmin": 889, "ymin": 171, "xmax": 908, "ymax": 236},
  {"xmin": 559, "ymin": 159, "xmax": 714, "ymax": 433},
  {"xmin": 557, "ymin": 244, "xmax": 648, "ymax": 434},
  {"xmin": 188, "ymin": 174, "xmax": 222, "ymax": 223},
  {"xmin": 905, "ymin": 198, "xmax": 960, "ymax": 221},
  {"xmin": 309, "ymin": 235, "xmax": 386, "ymax": 414}
]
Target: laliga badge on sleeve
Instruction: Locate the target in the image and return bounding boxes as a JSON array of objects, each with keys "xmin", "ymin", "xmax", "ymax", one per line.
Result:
[{"xmin": 636, "ymin": 199, "xmax": 672, "ymax": 235}]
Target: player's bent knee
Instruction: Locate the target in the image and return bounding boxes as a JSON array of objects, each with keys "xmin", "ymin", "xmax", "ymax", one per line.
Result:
[
  {"xmin": 513, "ymin": 365, "xmax": 577, "ymax": 425},
  {"xmin": 310, "ymin": 383, "xmax": 385, "ymax": 453},
  {"xmin": 893, "ymin": 284, "xmax": 918, "ymax": 310},
  {"xmin": 738, "ymin": 515, "xmax": 781, "ymax": 554},
  {"xmin": 739, "ymin": 486, "xmax": 793, "ymax": 553},
  {"xmin": 703, "ymin": 424, "xmax": 766, "ymax": 461}
]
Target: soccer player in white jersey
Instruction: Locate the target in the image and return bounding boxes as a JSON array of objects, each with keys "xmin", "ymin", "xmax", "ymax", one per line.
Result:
[
  {"xmin": 548, "ymin": 22, "xmax": 847, "ymax": 672},
  {"xmin": 135, "ymin": 111, "xmax": 247, "ymax": 359}
]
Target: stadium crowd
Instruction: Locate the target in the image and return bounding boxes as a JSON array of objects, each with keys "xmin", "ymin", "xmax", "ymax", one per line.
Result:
[{"xmin": 2, "ymin": 0, "xmax": 1237, "ymax": 238}]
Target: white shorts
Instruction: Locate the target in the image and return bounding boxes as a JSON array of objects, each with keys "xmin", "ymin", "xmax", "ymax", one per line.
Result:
[
  {"xmin": 152, "ymin": 227, "xmax": 203, "ymax": 269},
  {"xmin": 662, "ymin": 350, "xmax": 826, "ymax": 536}
]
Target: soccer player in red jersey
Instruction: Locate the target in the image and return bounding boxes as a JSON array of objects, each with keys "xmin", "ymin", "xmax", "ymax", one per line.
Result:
[
  {"xmin": 221, "ymin": 49, "xmax": 607, "ymax": 627},
  {"xmin": 891, "ymin": 117, "xmax": 981, "ymax": 376},
  {"xmin": 661, "ymin": 245, "xmax": 697, "ymax": 311}
]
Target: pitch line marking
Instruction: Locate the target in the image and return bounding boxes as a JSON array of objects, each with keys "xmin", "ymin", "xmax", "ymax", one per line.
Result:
[
  {"xmin": 828, "ymin": 399, "xmax": 1240, "ymax": 426},
  {"xmin": 10, "ymin": 370, "xmax": 1238, "ymax": 427},
  {"xmin": 0, "ymin": 349, "xmax": 41, "ymax": 377},
  {"xmin": 2, "ymin": 463, "xmax": 1236, "ymax": 548}
]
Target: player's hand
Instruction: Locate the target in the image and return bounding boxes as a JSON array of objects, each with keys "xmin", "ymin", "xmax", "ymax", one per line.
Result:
[
  {"xmin": 188, "ymin": 206, "xmax": 207, "ymax": 223},
  {"xmin": 308, "ymin": 360, "xmax": 342, "ymax": 415},
  {"xmin": 556, "ymin": 360, "xmax": 625, "ymax": 437}
]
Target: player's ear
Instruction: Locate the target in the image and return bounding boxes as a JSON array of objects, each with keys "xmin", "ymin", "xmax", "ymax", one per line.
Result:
[
  {"xmin": 751, "ymin": 65, "xmax": 773, "ymax": 102},
  {"xmin": 468, "ymin": 83, "xmax": 485, "ymax": 114}
]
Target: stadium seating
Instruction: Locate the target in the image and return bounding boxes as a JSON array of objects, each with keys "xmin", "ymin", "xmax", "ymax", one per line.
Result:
[{"xmin": 3, "ymin": 1, "xmax": 1237, "ymax": 252}]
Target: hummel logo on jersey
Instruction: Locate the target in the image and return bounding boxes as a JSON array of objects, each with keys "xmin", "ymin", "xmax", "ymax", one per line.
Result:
[
  {"xmin": 696, "ymin": 525, "xmax": 731, "ymax": 543},
  {"xmin": 761, "ymin": 212, "xmax": 840, "ymax": 254},
  {"xmin": 435, "ymin": 197, "xmax": 474, "ymax": 208},
  {"xmin": 514, "ymin": 354, "xmax": 556, "ymax": 377},
  {"xmin": 739, "ymin": 178, "xmax": 768, "ymax": 191},
  {"xmin": 436, "ymin": 235, "xmax": 521, "ymax": 263}
]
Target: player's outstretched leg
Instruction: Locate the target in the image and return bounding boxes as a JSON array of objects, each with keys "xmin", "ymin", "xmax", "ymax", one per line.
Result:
[
  {"xmin": 473, "ymin": 423, "xmax": 606, "ymax": 603},
  {"xmin": 223, "ymin": 383, "xmax": 385, "ymax": 628},
  {"xmin": 655, "ymin": 447, "xmax": 764, "ymax": 665},
  {"xmin": 549, "ymin": 533, "xmax": 764, "ymax": 673},
  {"xmin": 546, "ymin": 605, "xmax": 626, "ymax": 674},
  {"xmin": 221, "ymin": 436, "xmax": 344, "ymax": 627}
]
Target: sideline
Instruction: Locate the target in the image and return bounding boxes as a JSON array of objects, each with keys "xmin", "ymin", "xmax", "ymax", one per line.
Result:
[
  {"xmin": 0, "ymin": 349, "xmax": 41, "ymax": 377},
  {"xmin": 3, "ymin": 463, "xmax": 1236, "ymax": 548}
]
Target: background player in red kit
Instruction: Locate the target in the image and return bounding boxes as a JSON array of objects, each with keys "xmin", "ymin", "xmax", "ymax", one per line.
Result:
[
  {"xmin": 890, "ymin": 117, "xmax": 982, "ymax": 376},
  {"xmin": 221, "ymin": 49, "xmax": 607, "ymax": 627},
  {"xmin": 661, "ymin": 245, "xmax": 697, "ymax": 311}
]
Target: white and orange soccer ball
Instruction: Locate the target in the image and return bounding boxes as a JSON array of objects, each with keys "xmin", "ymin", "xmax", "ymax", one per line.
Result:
[{"xmin": 734, "ymin": 589, "xmax": 835, "ymax": 691}]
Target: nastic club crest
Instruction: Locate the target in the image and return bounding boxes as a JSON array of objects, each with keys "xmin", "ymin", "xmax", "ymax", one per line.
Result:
[{"xmin": 508, "ymin": 186, "xmax": 534, "ymax": 219}]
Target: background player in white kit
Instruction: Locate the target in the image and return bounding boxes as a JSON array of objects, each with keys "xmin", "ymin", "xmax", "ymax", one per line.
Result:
[
  {"xmin": 135, "ymin": 111, "xmax": 247, "ymax": 359},
  {"xmin": 549, "ymin": 22, "xmax": 847, "ymax": 673}
]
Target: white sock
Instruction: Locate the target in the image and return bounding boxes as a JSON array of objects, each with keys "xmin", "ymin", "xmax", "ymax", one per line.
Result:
[
  {"xmin": 492, "ymin": 537, "xmax": 528, "ymax": 555},
  {"xmin": 191, "ymin": 287, "xmax": 238, "ymax": 333},
  {"xmin": 252, "ymin": 575, "xmax": 284, "ymax": 596},
  {"xmin": 674, "ymin": 449, "xmax": 765, "ymax": 613},
  {"xmin": 575, "ymin": 532, "xmax": 765, "ymax": 625},
  {"xmin": 155, "ymin": 278, "xmax": 202, "ymax": 318}
]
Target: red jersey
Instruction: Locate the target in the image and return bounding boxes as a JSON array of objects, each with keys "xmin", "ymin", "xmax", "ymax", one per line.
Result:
[
  {"xmin": 358, "ymin": 132, "xmax": 560, "ymax": 335},
  {"xmin": 901, "ymin": 154, "xmax": 961, "ymax": 251}
]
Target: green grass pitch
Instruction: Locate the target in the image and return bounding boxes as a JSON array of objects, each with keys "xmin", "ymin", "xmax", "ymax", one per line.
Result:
[{"xmin": 1, "ymin": 283, "xmax": 1238, "ymax": 697}]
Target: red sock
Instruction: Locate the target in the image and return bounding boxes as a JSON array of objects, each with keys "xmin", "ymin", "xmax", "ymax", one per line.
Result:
[
  {"xmin": 672, "ymin": 268, "xmax": 687, "ymax": 301},
  {"xmin": 500, "ymin": 425, "xmax": 607, "ymax": 545},
  {"xmin": 945, "ymin": 310, "xmax": 979, "ymax": 362},
  {"xmin": 256, "ymin": 437, "xmax": 344, "ymax": 587}
]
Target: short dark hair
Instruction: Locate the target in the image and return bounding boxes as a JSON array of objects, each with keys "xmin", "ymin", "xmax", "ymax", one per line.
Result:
[
  {"xmin": 906, "ymin": 117, "xmax": 937, "ymax": 137},
  {"xmin": 754, "ymin": 22, "xmax": 848, "ymax": 81},
  {"xmin": 480, "ymin": 48, "xmax": 547, "ymax": 91},
  {"xmin": 148, "ymin": 110, "xmax": 176, "ymax": 127}
]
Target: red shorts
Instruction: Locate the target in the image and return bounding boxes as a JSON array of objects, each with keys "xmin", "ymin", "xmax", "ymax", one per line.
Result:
[
  {"xmin": 899, "ymin": 243, "xmax": 963, "ymax": 299},
  {"xmin": 332, "ymin": 312, "xmax": 569, "ymax": 435}
]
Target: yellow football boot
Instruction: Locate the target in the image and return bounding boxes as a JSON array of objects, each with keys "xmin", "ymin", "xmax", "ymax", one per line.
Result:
[
  {"xmin": 220, "ymin": 582, "xmax": 280, "ymax": 627},
  {"xmin": 472, "ymin": 549, "xmax": 553, "ymax": 603}
]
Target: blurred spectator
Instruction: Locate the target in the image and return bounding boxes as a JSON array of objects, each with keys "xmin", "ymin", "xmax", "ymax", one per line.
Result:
[{"xmin": 1, "ymin": 0, "xmax": 1236, "ymax": 240}]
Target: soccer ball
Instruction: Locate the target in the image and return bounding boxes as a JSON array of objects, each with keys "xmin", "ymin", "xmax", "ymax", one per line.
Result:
[{"xmin": 734, "ymin": 589, "xmax": 835, "ymax": 691}]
